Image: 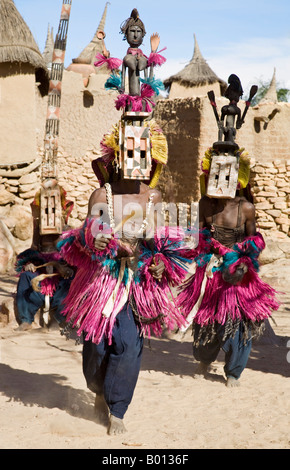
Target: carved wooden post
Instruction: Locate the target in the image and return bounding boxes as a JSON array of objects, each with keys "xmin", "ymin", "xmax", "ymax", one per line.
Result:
[{"xmin": 40, "ymin": 1, "xmax": 72, "ymax": 235}]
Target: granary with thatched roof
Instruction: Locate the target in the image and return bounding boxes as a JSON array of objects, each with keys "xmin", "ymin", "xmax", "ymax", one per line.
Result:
[
  {"xmin": 42, "ymin": 24, "xmax": 54, "ymax": 71},
  {"xmin": 164, "ymin": 34, "xmax": 226, "ymax": 99},
  {"xmin": 66, "ymin": 2, "xmax": 110, "ymax": 80},
  {"xmin": 0, "ymin": 0, "xmax": 49, "ymax": 166}
]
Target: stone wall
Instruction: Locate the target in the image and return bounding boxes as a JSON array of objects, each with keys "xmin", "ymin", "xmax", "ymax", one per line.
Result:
[
  {"xmin": 0, "ymin": 147, "xmax": 101, "ymax": 273},
  {"xmin": 250, "ymin": 160, "xmax": 290, "ymax": 238}
]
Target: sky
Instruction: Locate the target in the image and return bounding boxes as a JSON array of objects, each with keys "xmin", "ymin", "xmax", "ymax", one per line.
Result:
[{"xmin": 14, "ymin": 0, "xmax": 290, "ymax": 97}]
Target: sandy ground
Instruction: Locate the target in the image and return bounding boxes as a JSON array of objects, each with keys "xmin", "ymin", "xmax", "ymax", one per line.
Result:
[{"xmin": 0, "ymin": 260, "xmax": 289, "ymax": 450}]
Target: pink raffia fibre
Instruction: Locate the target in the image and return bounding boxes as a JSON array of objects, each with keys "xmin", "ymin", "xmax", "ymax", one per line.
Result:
[
  {"xmin": 147, "ymin": 48, "xmax": 167, "ymax": 67},
  {"xmin": 59, "ymin": 222, "xmax": 190, "ymax": 344},
  {"xmin": 115, "ymin": 85, "xmax": 155, "ymax": 112},
  {"xmin": 40, "ymin": 276, "xmax": 59, "ymax": 296},
  {"xmin": 177, "ymin": 232, "xmax": 280, "ymax": 326},
  {"xmin": 127, "ymin": 48, "xmax": 148, "ymax": 58},
  {"xmin": 35, "ymin": 251, "xmax": 62, "ymax": 296},
  {"xmin": 94, "ymin": 53, "xmax": 122, "ymax": 71}
]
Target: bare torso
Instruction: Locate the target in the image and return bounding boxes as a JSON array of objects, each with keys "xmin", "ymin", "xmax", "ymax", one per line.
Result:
[{"xmin": 199, "ymin": 195, "xmax": 256, "ymax": 237}]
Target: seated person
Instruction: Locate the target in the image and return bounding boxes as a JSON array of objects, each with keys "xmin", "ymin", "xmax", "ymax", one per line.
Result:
[{"xmin": 15, "ymin": 185, "xmax": 74, "ymax": 330}]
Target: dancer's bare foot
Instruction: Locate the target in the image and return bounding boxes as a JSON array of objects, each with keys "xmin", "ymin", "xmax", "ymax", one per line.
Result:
[
  {"xmin": 194, "ymin": 361, "xmax": 209, "ymax": 377},
  {"xmin": 14, "ymin": 322, "xmax": 32, "ymax": 331},
  {"xmin": 226, "ymin": 377, "xmax": 240, "ymax": 388},
  {"xmin": 94, "ymin": 394, "xmax": 109, "ymax": 424},
  {"xmin": 108, "ymin": 414, "xmax": 127, "ymax": 436}
]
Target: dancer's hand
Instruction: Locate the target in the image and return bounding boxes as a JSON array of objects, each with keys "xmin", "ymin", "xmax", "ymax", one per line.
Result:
[
  {"xmin": 149, "ymin": 260, "xmax": 165, "ymax": 281},
  {"xmin": 56, "ymin": 263, "xmax": 74, "ymax": 279},
  {"xmin": 24, "ymin": 263, "xmax": 36, "ymax": 272},
  {"xmin": 94, "ymin": 234, "xmax": 111, "ymax": 251}
]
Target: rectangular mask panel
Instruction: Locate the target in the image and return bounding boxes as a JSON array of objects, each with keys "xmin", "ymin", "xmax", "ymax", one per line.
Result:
[
  {"xmin": 120, "ymin": 122, "xmax": 151, "ymax": 180},
  {"xmin": 207, "ymin": 155, "xmax": 239, "ymax": 199},
  {"xmin": 40, "ymin": 187, "xmax": 63, "ymax": 235}
]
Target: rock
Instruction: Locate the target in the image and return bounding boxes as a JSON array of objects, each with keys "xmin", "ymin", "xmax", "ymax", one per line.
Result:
[
  {"xmin": 19, "ymin": 190, "xmax": 38, "ymax": 199},
  {"xmin": 19, "ymin": 183, "xmax": 39, "ymax": 193},
  {"xmin": 68, "ymin": 218, "xmax": 82, "ymax": 229},
  {"xmin": 6, "ymin": 179, "xmax": 19, "ymax": 187},
  {"xmin": 0, "ymin": 206, "xmax": 11, "ymax": 217},
  {"xmin": 260, "ymin": 258, "xmax": 290, "ymax": 289},
  {"xmin": 23, "ymin": 198, "xmax": 35, "ymax": 206},
  {"xmin": 76, "ymin": 199, "xmax": 89, "ymax": 206},
  {"xmin": 9, "ymin": 205, "xmax": 33, "ymax": 241},
  {"xmin": 13, "ymin": 237, "xmax": 32, "ymax": 255},
  {"xmin": 265, "ymin": 209, "xmax": 281, "ymax": 218},
  {"xmin": 0, "ymin": 298, "xmax": 15, "ymax": 325},
  {"xmin": 1, "ymin": 216, "xmax": 16, "ymax": 230},
  {"xmin": 77, "ymin": 184, "xmax": 92, "ymax": 192},
  {"xmin": 255, "ymin": 202, "xmax": 271, "ymax": 210},
  {"xmin": 77, "ymin": 175, "xmax": 88, "ymax": 185},
  {"xmin": 19, "ymin": 172, "xmax": 38, "ymax": 185},
  {"xmin": 281, "ymin": 224, "xmax": 290, "ymax": 234},
  {"xmin": 69, "ymin": 190, "xmax": 82, "ymax": 198},
  {"xmin": 258, "ymin": 221, "xmax": 276, "ymax": 229},
  {"xmin": 77, "ymin": 205, "xmax": 88, "ymax": 214},
  {"xmin": 0, "ymin": 189, "xmax": 15, "ymax": 205},
  {"xmin": 259, "ymin": 237, "xmax": 284, "ymax": 264},
  {"xmin": 13, "ymin": 196, "xmax": 24, "ymax": 205},
  {"xmin": 274, "ymin": 202, "xmax": 287, "ymax": 210},
  {"xmin": 0, "ymin": 220, "xmax": 15, "ymax": 273},
  {"xmin": 7, "ymin": 185, "xmax": 18, "ymax": 193},
  {"xmin": 277, "ymin": 239, "xmax": 290, "ymax": 257},
  {"xmin": 275, "ymin": 217, "xmax": 289, "ymax": 225}
]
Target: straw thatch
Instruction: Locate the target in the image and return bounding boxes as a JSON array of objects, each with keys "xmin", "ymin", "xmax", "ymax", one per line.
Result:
[
  {"xmin": 72, "ymin": 2, "xmax": 109, "ymax": 71},
  {"xmin": 0, "ymin": 0, "xmax": 49, "ymax": 93},
  {"xmin": 164, "ymin": 34, "xmax": 227, "ymax": 94},
  {"xmin": 42, "ymin": 24, "xmax": 54, "ymax": 69},
  {"xmin": 259, "ymin": 68, "xmax": 278, "ymax": 104}
]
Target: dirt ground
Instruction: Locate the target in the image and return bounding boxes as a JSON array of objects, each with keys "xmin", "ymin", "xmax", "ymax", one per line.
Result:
[{"xmin": 0, "ymin": 259, "xmax": 289, "ymax": 450}]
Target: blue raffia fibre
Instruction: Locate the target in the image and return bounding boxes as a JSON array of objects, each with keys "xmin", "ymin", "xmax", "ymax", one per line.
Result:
[
  {"xmin": 15, "ymin": 249, "xmax": 45, "ymax": 272},
  {"xmin": 105, "ymin": 72, "xmax": 122, "ymax": 91},
  {"xmin": 139, "ymin": 76, "xmax": 165, "ymax": 95}
]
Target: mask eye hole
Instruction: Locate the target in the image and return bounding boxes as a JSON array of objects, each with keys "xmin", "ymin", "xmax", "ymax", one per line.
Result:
[{"xmin": 127, "ymin": 137, "xmax": 134, "ymax": 158}]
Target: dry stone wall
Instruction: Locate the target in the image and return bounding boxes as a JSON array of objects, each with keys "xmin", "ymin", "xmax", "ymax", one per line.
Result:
[
  {"xmin": 250, "ymin": 160, "xmax": 290, "ymax": 237},
  {"xmin": 0, "ymin": 147, "xmax": 101, "ymax": 272}
]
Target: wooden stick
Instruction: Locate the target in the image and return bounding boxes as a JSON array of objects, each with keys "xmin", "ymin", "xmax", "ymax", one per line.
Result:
[
  {"xmin": 31, "ymin": 273, "xmax": 59, "ymax": 292},
  {"xmin": 207, "ymin": 90, "xmax": 220, "ymax": 123}
]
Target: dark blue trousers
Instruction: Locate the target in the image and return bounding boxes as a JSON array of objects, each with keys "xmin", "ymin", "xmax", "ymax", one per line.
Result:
[
  {"xmin": 82, "ymin": 303, "xmax": 144, "ymax": 419},
  {"xmin": 193, "ymin": 322, "xmax": 252, "ymax": 380},
  {"xmin": 16, "ymin": 271, "xmax": 71, "ymax": 324}
]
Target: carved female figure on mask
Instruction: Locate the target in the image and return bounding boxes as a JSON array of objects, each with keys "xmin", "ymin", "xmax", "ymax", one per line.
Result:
[{"xmin": 120, "ymin": 9, "xmax": 148, "ymax": 97}]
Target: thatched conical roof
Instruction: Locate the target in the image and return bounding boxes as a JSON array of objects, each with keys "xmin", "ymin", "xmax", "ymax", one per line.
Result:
[
  {"xmin": 42, "ymin": 24, "xmax": 54, "ymax": 69},
  {"xmin": 0, "ymin": 0, "xmax": 49, "ymax": 93},
  {"xmin": 164, "ymin": 34, "xmax": 227, "ymax": 94},
  {"xmin": 72, "ymin": 2, "xmax": 109, "ymax": 68},
  {"xmin": 259, "ymin": 67, "xmax": 278, "ymax": 104}
]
